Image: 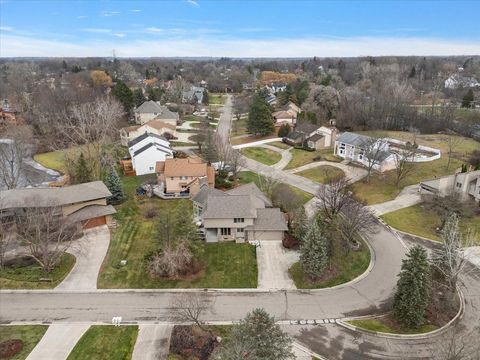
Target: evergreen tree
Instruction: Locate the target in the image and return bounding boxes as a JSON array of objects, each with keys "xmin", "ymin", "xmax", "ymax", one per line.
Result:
[
  {"xmin": 409, "ymin": 65, "xmax": 416, "ymax": 78},
  {"xmin": 103, "ymin": 167, "xmax": 125, "ymax": 205},
  {"xmin": 111, "ymin": 80, "xmax": 134, "ymax": 112},
  {"xmin": 132, "ymin": 88, "xmax": 146, "ymax": 108},
  {"xmin": 393, "ymin": 245, "xmax": 431, "ymax": 329},
  {"xmin": 202, "ymin": 89, "xmax": 209, "ymax": 105},
  {"xmin": 74, "ymin": 153, "xmax": 92, "ymax": 184},
  {"xmin": 461, "ymin": 89, "xmax": 474, "ymax": 108},
  {"xmin": 278, "ymin": 123, "xmax": 291, "ymax": 138},
  {"xmin": 202, "ymin": 129, "xmax": 217, "ymax": 165},
  {"xmin": 215, "ymin": 308, "xmax": 294, "ymax": 360},
  {"xmin": 247, "ymin": 94, "xmax": 274, "ymax": 136},
  {"xmin": 300, "ymin": 221, "xmax": 329, "ymax": 277}
]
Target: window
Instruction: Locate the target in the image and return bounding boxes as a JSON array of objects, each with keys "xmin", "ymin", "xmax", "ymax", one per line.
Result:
[
  {"xmin": 149, "ymin": 166, "xmax": 154, "ymax": 171},
  {"xmin": 180, "ymin": 176, "xmax": 188, "ymax": 180},
  {"xmin": 237, "ymin": 228, "xmax": 244, "ymax": 233},
  {"xmin": 234, "ymin": 218, "xmax": 244, "ymax": 223},
  {"xmin": 171, "ymin": 177, "xmax": 174, "ymax": 180},
  {"xmin": 456, "ymin": 182, "xmax": 462, "ymax": 188},
  {"xmin": 220, "ymin": 228, "xmax": 231, "ymax": 236}
]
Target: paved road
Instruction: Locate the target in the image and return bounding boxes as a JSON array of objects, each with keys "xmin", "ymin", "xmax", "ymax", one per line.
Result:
[
  {"xmin": 0, "ymin": 222, "xmax": 403, "ymax": 324},
  {"xmin": 26, "ymin": 324, "xmax": 89, "ymax": 360},
  {"xmin": 56, "ymin": 225, "xmax": 110, "ymax": 291},
  {"xmin": 216, "ymin": 94, "xmax": 233, "ymax": 143}
]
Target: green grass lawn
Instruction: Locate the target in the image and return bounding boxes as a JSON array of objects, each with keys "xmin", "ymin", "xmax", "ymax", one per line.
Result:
[
  {"xmin": 170, "ymin": 141, "xmax": 195, "ymax": 147},
  {"xmin": 33, "ymin": 144, "xmax": 96, "ymax": 173},
  {"xmin": 240, "ymin": 147, "xmax": 282, "ymax": 166},
  {"xmin": 231, "ymin": 134, "xmax": 277, "ymax": 145},
  {"xmin": 380, "ymin": 204, "xmax": 480, "ymax": 244},
  {"xmin": 289, "ymin": 240, "xmax": 371, "ymax": 289},
  {"xmin": 0, "ymin": 325, "xmax": 48, "ymax": 360},
  {"xmin": 66, "ymin": 325, "xmax": 138, "ymax": 360},
  {"xmin": 270, "ymin": 141, "xmax": 291, "ymax": 150},
  {"xmin": 351, "ymin": 157, "xmax": 464, "ymax": 205},
  {"xmin": 296, "ymin": 165, "xmax": 345, "ymax": 184},
  {"xmin": 237, "ymin": 171, "xmax": 313, "ymax": 205},
  {"xmin": 284, "ymin": 148, "xmax": 342, "ymax": 170},
  {"xmin": 231, "ymin": 118, "xmax": 247, "ymax": 136},
  {"xmin": 208, "ymin": 93, "xmax": 227, "ymax": 105},
  {"xmin": 347, "ymin": 316, "xmax": 438, "ymax": 335},
  {"xmin": 0, "ymin": 253, "xmax": 75, "ymax": 289},
  {"xmin": 190, "ymin": 122, "xmax": 217, "ymax": 129}
]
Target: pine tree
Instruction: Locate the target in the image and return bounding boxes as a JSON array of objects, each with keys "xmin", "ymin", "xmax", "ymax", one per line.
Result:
[
  {"xmin": 247, "ymin": 93, "xmax": 274, "ymax": 136},
  {"xmin": 132, "ymin": 88, "xmax": 146, "ymax": 108},
  {"xmin": 278, "ymin": 123, "xmax": 291, "ymax": 138},
  {"xmin": 111, "ymin": 80, "xmax": 134, "ymax": 112},
  {"xmin": 393, "ymin": 245, "xmax": 431, "ymax": 329},
  {"xmin": 104, "ymin": 167, "xmax": 125, "ymax": 205},
  {"xmin": 461, "ymin": 89, "xmax": 474, "ymax": 108},
  {"xmin": 409, "ymin": 65, "xmax": 416, "ymax": 78},
  {"xmin": 300, "ymin": 221, "xmax": 329, "ymax": 277},
  {"xmin": 74, "ymin": 153, "xmax": 92, "ymax": 184}
]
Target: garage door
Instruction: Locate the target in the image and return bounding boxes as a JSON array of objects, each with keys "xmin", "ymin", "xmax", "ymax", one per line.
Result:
[
  {"xmin": 247, "ymin": 230, "xmax": 284, "ymax": 241},
  {"xmin": 83, "ymin": 216, "xmax": 107, "ymax": 229}
]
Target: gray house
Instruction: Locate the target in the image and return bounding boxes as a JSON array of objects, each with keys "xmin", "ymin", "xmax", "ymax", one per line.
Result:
[{"xmin": 192, "ymin": 183, "xmax": 287, "ymax": 243}]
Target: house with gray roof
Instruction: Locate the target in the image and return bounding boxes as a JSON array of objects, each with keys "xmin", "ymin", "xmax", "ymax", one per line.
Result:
[
  {"xmin": 192, "ymin": 183, "xmax": 287, "ymax": 243},
  {"xmin": 182, "ymin": 86, "xmax": 205, "ymax": 105},
  {"xmin": 420, "ymin": 170, "xmax": 480, "ymax": 203},
  {"xmin": 0, "ymin": 181, "xmax": 116, "ymax": 230},
  {"xmin": 134, "ymin": 100, "xmax": 179, "ymax": 126},
  {"xmin": 127, "ymin": 133, "xmax": 174, "ymax": 176}
]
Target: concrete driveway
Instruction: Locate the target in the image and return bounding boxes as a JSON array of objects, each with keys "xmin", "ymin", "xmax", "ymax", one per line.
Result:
[
  {"xmin": 55, "ymin": 225, "xmax": 110, "ymax": 291},
  {"xmin": 132, "ymin": 324, "xmax": 172, "ymax": 360},
  {"xmin": 256, "ymin": 241, "xmax": 299, "ymax": 290}
]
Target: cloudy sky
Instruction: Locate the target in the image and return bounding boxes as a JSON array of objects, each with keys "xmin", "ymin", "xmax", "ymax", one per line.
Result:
[{"xmin": 1, "ymin": 0, "xmax": 479, "ymax": 57}]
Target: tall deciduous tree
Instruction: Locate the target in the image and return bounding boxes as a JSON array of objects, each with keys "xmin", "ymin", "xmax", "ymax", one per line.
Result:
[
  {"xmin": 103, "ymin": 167, "xmax": 125, "ymax": 205},
  {"xmin": 247, "ymin": 94, "xmax": 274, "ymax": 136},
  {"xmin": 90, "ymin": 70, "xmax": 112, "ymax": 88},
  {"xmin": 393, "ymin": 245, "xmax": 431, "ymax": 329},
  {"xmin": 215, "ymin": 308, "xmax": 294, "ymax": 360},
  {"xmin": 0, "ymin": 126, "xmax": 33, "ymax": 189},
  {"xmin": 300, "ymin": 220, "xmax": 330, "ymax": 277}
]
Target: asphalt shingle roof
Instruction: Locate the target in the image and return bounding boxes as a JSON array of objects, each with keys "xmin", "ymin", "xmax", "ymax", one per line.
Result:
[
  {"xmin": 246, "ymin": 208, "xmax": 287, "ymax": 231},
  {"xmin": 336, "ymin": 132, "xmax": 373, "ymax": 148},
  {"xmin": 135, "ymin": 100, "xmax": 163, "ymax": 114},
  {"xmin": 202, "ymin": 195, "xmax": 261, "ymax": 219}
]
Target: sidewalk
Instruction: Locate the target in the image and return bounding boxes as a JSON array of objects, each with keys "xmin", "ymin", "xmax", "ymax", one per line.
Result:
[
  {"xmin": 27, "ymin": 324, "xmax": 89, "ymax": 360},
  {"xmin": 367, "ymin": 185, "xmax": 422, "ymax": 216}
]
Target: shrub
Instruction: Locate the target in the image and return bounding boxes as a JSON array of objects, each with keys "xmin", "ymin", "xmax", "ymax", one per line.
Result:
[
  {"xmin": 143, "ymin": 205, "xmax": 158, "ymax": 219},
  {"xmin": 0, "ymin": 339, "xmax": 23, "ymax": 358},
  {"xmin": 148, "ymin": 243, "xmax": 195, "ymax": 278},
  {"xmin": 278, "ymin": 123, "xmax": 291, "ymax": 138},
  {"xmin": 283, "ymin": 232, "xmax": 299, "ymax": 249}
]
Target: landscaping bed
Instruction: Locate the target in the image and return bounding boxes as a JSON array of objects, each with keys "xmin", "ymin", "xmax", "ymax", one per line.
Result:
[
  {"xmin": 284, "ymin": 148, "xmax": 342, "ymax": 170},
  {"xmin": 66, "ymin": 325, "xmax": 138, "ymax": 360},
  {"xmin": 0, "ymin": 253, "xmax": 75, "ymax": 289},
  {"xmin": 347, "ymin": 314, "xmax": 438, "ymax": 335},
  {"xmin": 0, "ymin": 325, "xmax": 48, "ymax": 360},
  {"xmin": 289, "ymin": 239, "xmax": 370, "ymax": 289},
  {"xmin": 296, "ymin": 165, "xmax": 345, "ymax": 184},
  {"xmin": 240, "ymin": 147, "xmax": 282, "ymax": 166}
]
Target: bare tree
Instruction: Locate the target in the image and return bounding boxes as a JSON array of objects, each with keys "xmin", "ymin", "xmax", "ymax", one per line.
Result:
[
  {"xmin": 169, "ymin": 293, "xmax": 214, "ymax": 332},
  {"xmin": 431, "ymin": 325, "xmax": 480, "ymax": 360},
  {"xmin": 0, "ymin": 196, "xmax": 17, "ymax": 270},
  {"xmin": 15, "ymin": 199, "xmax": 80, "ymax": 272},
  {"xmin": 256, "ymin": 174, "xmax": 279, "ymax": 200},
  {"xmin": 392, "ymin": 143, "xmax": 417, "ymax": 187},
  {"xmin": 446, "ymin": 134, "xmax": 463, "ymax": 171},
  {"xmin": 215, "ymin": 138, "xmax": 244, "ymax": 181},
  {"xmin": 338, "ymin": 200, "xmax": 376, "ymax": 253},
  {"xmin": 0, "ymin": 126, "xmax": 33, "ymax": 189},
  {"xmin": 363, "ymin": 136, "xmax": 389, "ymax": 182},
  {"xmin": 316, "ymin": 175, "xmax": 351, "ymax": 220}
]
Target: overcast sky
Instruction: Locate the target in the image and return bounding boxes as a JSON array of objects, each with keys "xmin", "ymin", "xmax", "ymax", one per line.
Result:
[{"xmin": 1, "ymin": 0, "xmax": 479, "ymax": 57}]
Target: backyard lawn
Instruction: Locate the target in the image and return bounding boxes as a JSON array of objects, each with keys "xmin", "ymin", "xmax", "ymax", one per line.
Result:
[
  {"xmin": 270, "ymin": 141, "xmax": 292, "ymax": 150},
  {"xmin": 66, "ymin": 325, "xmax": 138, "ymax": 360},
  {"xmin": 240, "ymin": 147, "xmax": 282, "ymax": 166},
  {"xmin": 0, "ymin": 253, "xmax": 75, "ymax": 289},
  {"xmin": 350, "ymin": 157, "xmax": 463, "ymax": 204},
  {"xmin": 380, "ymin": 204, "xmax": 480, "ymax": 244},
  {"xmin": 347, "ymin": 315, "xmax": 438, "ymax": 335},
  {"xmin": 231, "ymin": 134, "xmax": 278, "ymax": 145},
  {"xmin": 284, "ymin": 148, "xmax": 342, "ymax": 170},
  {"xmin": 0, "ymin": 325, "xmax": 48, "ymax": 360},
  {"xmin": 237, "ymin": 171, "xmax": 313, "ymax": 205},
  {"xmin": 296, "ymin": 165, "xmax": 345, "ymax": 184},
  {"xmin": 208, "ymin": 93, "xmax": 227, "ymax": 105},
  {"xmin": 289, "ymin": 239, "xmax": 370, "ymax": 289}
]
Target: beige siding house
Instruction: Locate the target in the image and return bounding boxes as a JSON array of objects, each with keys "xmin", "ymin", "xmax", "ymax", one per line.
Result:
[
  {"xmin": 192, "ymin": 183, "xmax": 287, "ymax": 243},
  {"xmin": 120, "ymin": 120, "xmax": 177, "ymax": 146},
  {"xmin": 420, "ymin": 170, "xmax": 480, "ymax": 203},
  {"xmin": 134, "ymin": 100, "xmax": 179, "ymax": 126}
]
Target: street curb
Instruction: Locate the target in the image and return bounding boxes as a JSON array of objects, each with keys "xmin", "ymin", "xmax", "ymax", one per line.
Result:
[
  {"xmin": 293, "ymin": 341, "xmax": 328, "ymax": 360},
  {"xmin": 336, "ymin": 287, "xmax": 465, "ymax": 340}
]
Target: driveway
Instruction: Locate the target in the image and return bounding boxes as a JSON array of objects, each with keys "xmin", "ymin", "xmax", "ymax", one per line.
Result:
[
  {"xmin": 26, "ymin": 324, "xmax": 89, "ymax": 360},
  {"xmin": 132, "ymin": 324, "xmax": 172, "ymax": 360},
  {"xmin": 55, "ymin": 225, "xmax": 110, "ymax": 291},
  {"xmin": 367, "ymin": 184, "xmax": 422, "ymax": 216},
  {"xmin": 256, "ymin": 241, "xmax": 299, "ymax": 290}
]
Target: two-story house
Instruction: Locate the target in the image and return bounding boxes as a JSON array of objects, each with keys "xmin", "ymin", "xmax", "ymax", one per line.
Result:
[
  {"xmin": 126, "ymin": 133, "xmax": 174, "ymax": 176},
  {"xmin": 192, "ymin": 183, "xmax": 287, "ymax": 243},
  {"xmin": 0, "ymin": 181, "xmax": 116, "ymax": 230},
  {"xmin": 285, "ymin": 122, "xmax": 338, "ymax": 150},
  {"xmin": 420, "ymin": 170, "xmax": 480, "ymax": 203},
  {"xmin": 134, "ymin": 100, "xmax": 179, "ymax": 126},
  {"xmin": 155, "ymin": 157, "xmax": 215, "ymax": 198},
  {"xmin": 120, "ymin": 120, "xmax": 177, "ymax": 146}
]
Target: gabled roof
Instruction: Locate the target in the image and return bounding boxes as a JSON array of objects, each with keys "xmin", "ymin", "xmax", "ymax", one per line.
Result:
[
  {"xmin": 273, "ymin": 110, "xmax": 295, "ymax": 119},
  {"xmin": 307, "ymin": 133, "xmax": 324, "ymax": 142},
  {"xmin": 245, "ymin": 208, "xmax": 287, "ymax": 231},
  {"xmin": 336, "ymin": 132, "xmax": 373, "ymax": 148},
  {"xmin": 0, "ymin": 181, "xmax": 112, "ymax": 209},
  {"xmin": 162, "ymin": 158, "xmax": 209, "ymax": 177},
  {"xmin": 127, "ymin": 132, "xmax": 169, "ymax": 148},
  {"xmin": 226, "ymin": 183, "xmax": 272, "ymax": 207},
  {"xmin": 146, "ymin": 120, "xmax": 176, "ymax": 131},
  {"xmin": 134, "ymin": 100, "xmax": 163, "ymax": 114},
  {"xmin": 286, "ymin": 131, "xmax": 304, "ymax": 141},
  {"xmin": 121, "ymin": 125, "xmax": 141, "ymax": 133},
  {"xmin": 295, "ymin": 122, "xmax": 320, "ymax": 134},
  {"xmin": 154, "ymin": 107, "xmax": 179, "ymax": 121},
  {"xmin": 192, "ymin": 184, "xmax": 227, "ymax": 206},
  {"xmin": 68, "ymin": 204, "xmax": 116, "ymax": 223},
  {"xmin": 202, "ymin": 195, "xmax": 261, "ymax": 219},
  {"xmin": 133, "ymin": 142, "xmax": 173, "ymax": 157}
]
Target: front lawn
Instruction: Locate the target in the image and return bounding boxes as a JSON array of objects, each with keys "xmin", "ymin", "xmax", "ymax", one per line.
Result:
[
  {"xmin": 347, "ymin": 315, "xmax": 438, "ymax": 334},
  {"xmin": 350, "ymin": 157, "xmax": 464, "ymax": 204},
  {"xmin": 240, "ymin": 147, "xmax": 282, "ymax": 166},
  {"xmin": 231, "ymin": 134, "xmax": 277, "ymax": 145},
  {"xmin": 208, "ymin": 93, "xmax": 227, "ymax": 105},
  {"xmin": 237, "ymin": 171, "xmax": 313, "ymax": 205},
  {"xmin": 284, "ymin": 148, "xmax": 342, "ymax": 170},
  {"xmin": 190, "ymin": 122, "xmax": 217, "ymax": 129},
  {"xmin": 270, "ymin": 141, "xmax": 291, "ymax": 150},
  {"xmin": 0, "ymin": 253, "xmax": 75, "ymax": 289},
  {"xmin": 66, "ymin": 325, "xmax": 138, "ymax": 360},
  {"xmin": 231, "ymin": 118, "xmax": 247, "ymax": 136},
  {"xmin": 296, "ymin": 165, "xmax": 345, "ymax": 184},
  {"xmin": 289, "ymin": 239, "xmax": 371, "ymax": 289},
  {"xmin": 380, "ymin": 204, "xmax": 480, "ymax": 244},
  {"xmin": 0, "ymin": 325, "xmax": 48, "ymax": 360}
]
